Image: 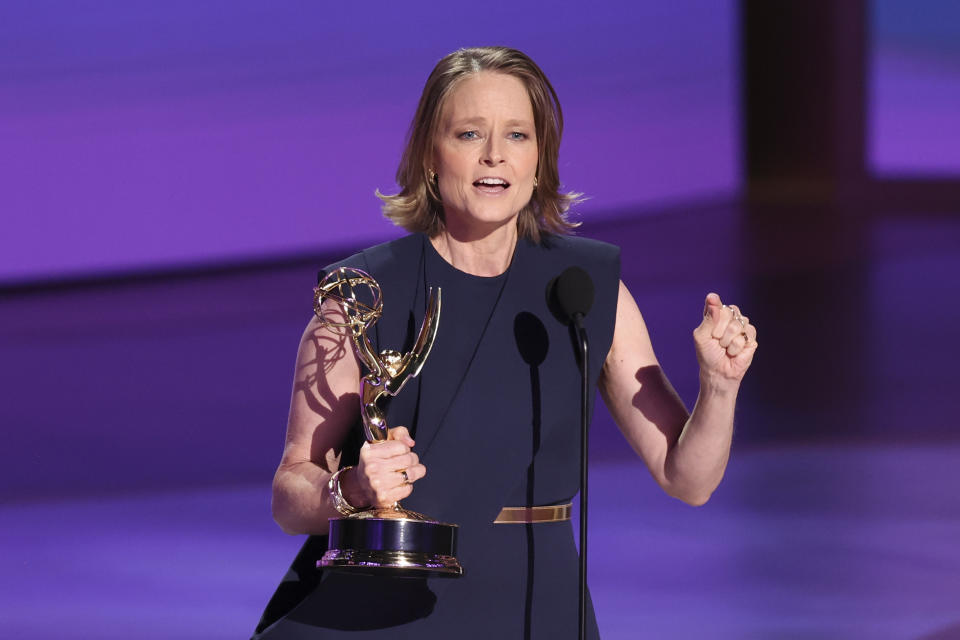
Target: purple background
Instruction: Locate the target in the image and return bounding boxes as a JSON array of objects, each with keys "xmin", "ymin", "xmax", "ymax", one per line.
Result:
[
  {"xmin": 1, "ymin": 1, "xmax": 736, "ymax": 283},
  {"xmin": 2, "ymin": 2, "xmax": 960, "ymax": 638},
  {"xmin": 870, "ymin": 0, "xmax": 960, "ymax": 175}
]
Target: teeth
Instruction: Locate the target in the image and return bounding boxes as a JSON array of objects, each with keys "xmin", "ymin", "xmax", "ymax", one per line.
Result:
[{"xmin": 476, "ymin": 178, "xmax": 507, "ymax": 186}]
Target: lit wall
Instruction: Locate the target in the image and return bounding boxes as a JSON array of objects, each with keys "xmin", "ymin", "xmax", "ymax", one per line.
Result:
[
  {"xmin": 0, "ymin": 1, "xmax": 737, "ymax": 282},
  {"xmin": 870, "ymin": 0, "xmax": 960, "ymax": 175}
]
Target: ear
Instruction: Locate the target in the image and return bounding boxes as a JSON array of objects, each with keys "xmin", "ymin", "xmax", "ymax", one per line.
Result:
[{"xmin": 424, "ymin": 151, "xmax": 436, "ymax": 180}]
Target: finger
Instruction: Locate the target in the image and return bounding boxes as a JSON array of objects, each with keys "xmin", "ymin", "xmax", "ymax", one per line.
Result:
[
  {"xmin": 392, "ymin": 464, "xmax": 424, "ymax": 488},
  {"xmin": 719, "ymin": 317, "xmax": 744, "ymax": 348},
  {"xmin": 373, "ymin": 472, "xmax": 420, "ymax": 506},
  {"xmin": 388, "ymin": 426, "xmax": 416, "ymax": 447},
  {"xmin": 740, "ymin": 323, "xmax": 758, "ymax": 352},
  {"xmin": 732, "ymin": 313, "xmax": 755, "ymax": 343},
  {"xmin": 364, "ymin": 449, "xmax": 419, "ymax": 479},
  {"xmin": 399, "ymin": 462, "xmax": 427, "ymax": 485},
  {"xmin": 725, "ymin": 333, "xmax": 747, "ymax": 356},
  {"xmin": 390, "ymin": 452, "xmax": 420, "ymax": 474},
  {"xmin": 712, "ymin": 304, "xmax": 735, "ymax": 340},
  {"xmin": 359, "ymin": 440, "xmax": 411, "ymax": 464},
  {"xmin": 360, "ymin": 439, "xmax": 409, "ymax": 458},
  {"xmin": 363, "ymin": 455, "xmax": 413, "ymax": 485},
  {"xmin": 695, "ymin": 293, "xmax": 724, "ymax": 337},
  {"xmin": 703, "ymin": 292, "xmax": 723, "ymax": 317}
]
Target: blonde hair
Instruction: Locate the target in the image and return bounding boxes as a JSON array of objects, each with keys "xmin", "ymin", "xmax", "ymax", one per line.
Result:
[{"xmin": 377, "ymin": 47, "xmax": 581, "ymax": 243}]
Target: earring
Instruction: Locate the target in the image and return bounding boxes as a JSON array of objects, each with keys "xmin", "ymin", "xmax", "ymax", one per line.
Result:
[
  {"xmin": 428, "ymin": 169, "xmax": 437, "ymax": 182},
  {"xmin": 533, "ymin": 176, "xmax": 539, "ymax": 188}
]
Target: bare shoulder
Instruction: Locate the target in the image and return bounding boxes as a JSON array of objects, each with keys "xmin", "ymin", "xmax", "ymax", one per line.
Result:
[
  {"xmin": 599, "ymin": 281, "xmax": 660, "ymax": 417},
  {"xmin": 603, "ymin": 280, "xmax": 658, "ymax": 372}
]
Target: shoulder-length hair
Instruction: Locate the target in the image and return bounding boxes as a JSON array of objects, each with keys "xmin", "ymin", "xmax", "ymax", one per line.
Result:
[{"xmin": 377, "ymin": 47, "xmax": 581, "ymax": 243}]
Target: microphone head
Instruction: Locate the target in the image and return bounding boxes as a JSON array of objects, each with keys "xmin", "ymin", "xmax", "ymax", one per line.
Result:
[{"xmin": 548, "ymin": 266, "xmax": 595, "ymax": 323}]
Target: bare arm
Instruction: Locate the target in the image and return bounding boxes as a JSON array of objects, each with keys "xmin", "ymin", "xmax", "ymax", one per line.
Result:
[
  {"xmin": 598, "ymin": 282, "xmax": 757, "ymax": 506},
  {"xmin": 271, "ymin": 304, "xmax": 429, "ymax": 535},
  {"xmin": 270, "ymin": 314, "xmax": 363, "ymax": 534}
]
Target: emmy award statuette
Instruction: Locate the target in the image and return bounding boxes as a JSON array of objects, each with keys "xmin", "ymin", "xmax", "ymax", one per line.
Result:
[{"xmin": 312, "ymin": 267, "xmax": 463, "ymax": 577}]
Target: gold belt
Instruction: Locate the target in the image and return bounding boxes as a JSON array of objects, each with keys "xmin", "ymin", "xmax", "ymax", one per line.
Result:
[{"xmin": 493, "ymin": 503, "xmax": 572, "ymax": 524}]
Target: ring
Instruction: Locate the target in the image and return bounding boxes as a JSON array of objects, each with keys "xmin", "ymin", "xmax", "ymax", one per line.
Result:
[
  {"xmin": 742, "ymin": 331, "xmax": 750, "ymax": 344},
  {"xmin": 735, "ymin": 314, "xmax": 745, "ymax": 328},
  {"xmin": 399, "ymin": 469, "xmax": 409, "ymax": 484}
]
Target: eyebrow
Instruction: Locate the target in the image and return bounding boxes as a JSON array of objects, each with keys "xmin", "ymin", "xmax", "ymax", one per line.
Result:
[{"xmin": 447, "ymin": 117, "xmax": 534, "ymax": 129}]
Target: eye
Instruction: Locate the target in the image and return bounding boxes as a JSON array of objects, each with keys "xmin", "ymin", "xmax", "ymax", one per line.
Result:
[
  {"xmin": 509, "ymin": 131, "xmax": 528, "ymax": 140},
  {"xmin": 458, "ymin": 130, "xmax": 480, "ymax": 140}
]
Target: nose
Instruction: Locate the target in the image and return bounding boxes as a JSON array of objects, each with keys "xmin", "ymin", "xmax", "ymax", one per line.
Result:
[{"xmin": 481, "ymin": 137, "xmax": 504, "ymax": 166}]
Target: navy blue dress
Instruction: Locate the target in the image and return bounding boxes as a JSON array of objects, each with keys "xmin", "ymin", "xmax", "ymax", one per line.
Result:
[{"xmin": 253, "ymin": 233, "xmax": 620, "ymax": 639}]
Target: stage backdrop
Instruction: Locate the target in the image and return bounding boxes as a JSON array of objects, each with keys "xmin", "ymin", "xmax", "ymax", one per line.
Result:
[
  {"xmin": 870, "ymin": 0, "xmax": 960, "ymax": 176},
  {"xmin": 0, "ymin": 1, "xmax": 738, "ymax": 284}
]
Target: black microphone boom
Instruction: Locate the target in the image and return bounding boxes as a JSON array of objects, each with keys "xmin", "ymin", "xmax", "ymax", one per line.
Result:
[{"xmin": 546, "ymin": 265, "xmax": 594, "ymax": 640}]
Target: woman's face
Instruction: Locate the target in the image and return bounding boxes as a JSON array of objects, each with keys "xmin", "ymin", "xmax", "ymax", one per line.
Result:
[{"xmin": 432, "ymin": 72, "xmax": 538, "ymax": 236}]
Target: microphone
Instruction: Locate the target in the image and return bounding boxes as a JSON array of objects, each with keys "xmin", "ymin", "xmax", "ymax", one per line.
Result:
[
  {"xmin": 546, "ymin": 265, "xmax": 594, "ymax": 640},
  {"xmin": 547, "ymin": 266, "xmax": 595, "ymax": 327}
]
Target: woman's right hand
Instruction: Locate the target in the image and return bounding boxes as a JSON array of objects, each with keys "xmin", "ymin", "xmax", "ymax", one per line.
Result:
[{"xmin": 341, "ymin": 426, "xmax": 426, "ymax": 508}]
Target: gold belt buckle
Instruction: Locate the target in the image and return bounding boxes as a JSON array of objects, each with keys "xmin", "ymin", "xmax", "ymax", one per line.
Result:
[{"xmin": 493, "ymin": 503, "xmax": 572, "ymax": 524}]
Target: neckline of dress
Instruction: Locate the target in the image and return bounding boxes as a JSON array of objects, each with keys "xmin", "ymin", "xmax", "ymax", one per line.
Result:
[{"xmin": 423, "ymin": 233, "xmax": 520, "ymax": 283}]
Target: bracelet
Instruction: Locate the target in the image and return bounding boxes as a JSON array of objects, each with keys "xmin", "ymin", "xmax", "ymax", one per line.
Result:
[{"xmin": 328, "ymin": 466, "xmax": 363, "ymax": 516}]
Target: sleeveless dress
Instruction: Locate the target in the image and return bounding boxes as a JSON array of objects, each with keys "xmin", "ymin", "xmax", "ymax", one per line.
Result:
[{"xmin": 253, "ymin": 233, "xmax": 620, "ymax": 639}]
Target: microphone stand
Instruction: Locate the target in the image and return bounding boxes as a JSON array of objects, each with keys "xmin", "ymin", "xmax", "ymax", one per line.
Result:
[
  {"xmin": 547, "ymin": 265, "xmax": 594, "ymax": 639},
  {"xmin": 573, "ymin": 312, "xmax": 589, "ymax": 640}
]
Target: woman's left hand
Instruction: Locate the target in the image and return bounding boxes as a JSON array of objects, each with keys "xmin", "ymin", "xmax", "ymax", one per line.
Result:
[{"xmin": 693, "ymin": 292, "xmax": 758, "ymax": 385}]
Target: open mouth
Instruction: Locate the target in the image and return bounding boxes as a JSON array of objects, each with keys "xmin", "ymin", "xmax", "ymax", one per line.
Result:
[{"xmin": 473, "ymin": 177, "xmax": 510, "ymax": 192}]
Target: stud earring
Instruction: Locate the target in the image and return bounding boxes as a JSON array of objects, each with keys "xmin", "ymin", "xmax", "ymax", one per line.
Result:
[{"xmin": 533, "ymin": 176, "xmax": 539, "ymax": 188}]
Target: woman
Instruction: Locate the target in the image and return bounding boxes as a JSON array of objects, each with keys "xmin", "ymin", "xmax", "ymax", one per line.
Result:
[{"xmin": 253, "ymin": 47, "xmax": 757, "ymax": 639}]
